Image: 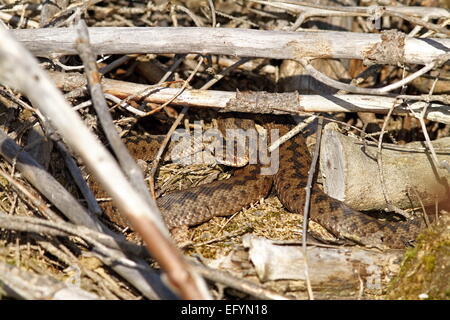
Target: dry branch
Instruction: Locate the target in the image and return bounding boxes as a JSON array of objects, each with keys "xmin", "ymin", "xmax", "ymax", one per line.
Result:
[
  {"xmin": 75, "ymin": 20, "xmax": 155, "ymax": 216},
  {"xmin": 189, "ymin": 259, "xmax": 290, "ymax": 300},
  {"xmin": 258, "ymin": 1, "xmax": 450, "ymax": 35},
  {"xmin": 0, "ymin": 260, "xmax": 99, "ymax": 300},
  {"xmin": 244, "ymin": 235, "xmax": 403, "ymax": 294},
  {"xmin": 11, "ymin": 27, "xmax": 449, "ymax": 65},
  {"xmin": 320, "ymin": 123, "xmax": 450, "ymax": 211},
  {"xmin": 0, "ymin": 212, "xmax": 146, "ymax": 259},
  {"xmin": 258, "ymin": 2, "xmax": 449, "ymax": 20},
  {"xmin": 49, "ymin": 71, "xmax": 450, "ymax": 124},
  {"xmin": 0, "ymin": 212, "xmax": 176, "ymax": 299}
]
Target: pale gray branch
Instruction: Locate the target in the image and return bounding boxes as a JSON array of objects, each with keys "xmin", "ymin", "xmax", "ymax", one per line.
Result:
[{"xmin": 10, "ymin": 27, "xmax": 449, "ymax": 65}]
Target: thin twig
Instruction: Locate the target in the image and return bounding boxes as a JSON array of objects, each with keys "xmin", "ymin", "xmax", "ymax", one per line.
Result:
[
  {"xmin": 0, "ymin": 212, "xmax": 141, "ymax": 269},
  {"xmin": 302, "ymin": 116, "xmax": 323, "ymax": 301},
  {"xmin": 175, "ymin": 4, "xmax": 204, "ymax": 27},
  {"xmin": 410, "ymin": 187, "xmax": 430, "ymax": 228},
  {"xmin": 201, "ymin": 57, "xmax": 251, "ymax": 89},
  {"xmin": 298, "ymin": 56, "xmax": 447, "ymax": 95},
  {"xmin": 375, "ymin": 72, "xmax": 407, "ymax": 214},
  {"xmin": 269, "ymin": 115, "xmax": 317, "ymax": 153},
  {"xmin": 407, "ymin": 76, "xmax": 450, "ymax": 173},
  {"xmin": 0, "ymin": 167, "xmax": 63, "ymax": 222},
  {"xmin": 99, "ymin": 54, "xmax": 134, "ymax": 74},
  {"xmin": 104, "ymin": 93, "xmax": 147, "ymax": 116},
  {"xmin": 158, "ymin": 54, "xmax": 186, "ymax": 84},
  {"xmin": 385, "ymin": 9, "xmax": 450, "ymax": 37},
  {"xmin": 52, "ymin": 55, "xmax": 111, "ymax": 71},
  {"xmin": 207, "ymin": 0, "xmax": 216, "ymax": 28}
]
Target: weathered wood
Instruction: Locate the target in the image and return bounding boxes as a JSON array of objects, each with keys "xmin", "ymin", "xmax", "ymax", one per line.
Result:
[
  {"xmin": 0, "ymin": 260, "xmax": 99, "ymax": 300},
  {"xmin": 0, "ymin": 130, "xmax": 101, "ymax": 230},
  {"xmin": 244, "ymin": 235, "xmax": 403, "ymax": 294},
  {"xmin": 320, "ymin": 123, "xmax": 450, "ymax": 211},
  {"xmin": 49, "ymin": 71, "xmax": 450, "ymax": 124},
  {"xmin": 271, "ymin": 3, "xmax": 449, "ymax": 19},
  {"xmin": 11, "ymin": 27, "xmax": 449, "ymax": 65}
]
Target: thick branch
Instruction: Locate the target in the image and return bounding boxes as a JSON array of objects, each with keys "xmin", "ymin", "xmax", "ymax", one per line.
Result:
[
  {"xmin": 11, "ymin": 27, "xmax": 449, "ymax": 65},
  {"xmin": 49, "ymin": 71, "xmax": 450, "ymax": 124},
  {"xmin": 320, "ymin": 123, "xmax": 450, "ymax": 211}
]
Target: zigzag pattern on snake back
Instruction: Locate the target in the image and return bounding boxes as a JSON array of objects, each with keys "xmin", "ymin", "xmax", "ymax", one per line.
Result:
[{"xmin": 91, "ymin": 115, "xmax": 425, "ymax": 249}]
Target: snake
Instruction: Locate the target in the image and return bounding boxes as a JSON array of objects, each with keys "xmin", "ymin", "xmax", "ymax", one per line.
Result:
[{"xmin": 92, "ymin": 114, "xmax": 425, "ymax": 249}]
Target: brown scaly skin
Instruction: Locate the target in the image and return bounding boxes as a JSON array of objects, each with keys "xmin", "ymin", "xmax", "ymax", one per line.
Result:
[
  {"xmin": 270, "ymin": 123, "xmax": 425, "ymax": 249},
  {"xmin": 91, "ymin": 117, "xmax": 426, "ymax": 249},
  {"xmin": 158, "ymin": 164, "xmax": 272, "ymax": 227}
]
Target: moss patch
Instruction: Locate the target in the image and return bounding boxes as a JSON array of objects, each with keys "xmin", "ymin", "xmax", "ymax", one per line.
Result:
[{"xmin": 387, "ymin": 215, "xmax": 450, "ymax": 300}]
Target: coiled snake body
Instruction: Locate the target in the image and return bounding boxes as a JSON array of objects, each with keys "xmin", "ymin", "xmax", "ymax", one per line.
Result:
[{"xmin": 95, "ymin": 115, "xmax": 425, "ymax": 249}]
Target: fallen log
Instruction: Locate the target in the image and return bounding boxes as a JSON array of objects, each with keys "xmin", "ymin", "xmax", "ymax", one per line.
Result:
[
  {"xmin": 319, "ymin": 123, "xmax": 450, "ymax": 211},
  {"xmin": 243, "ymin": 235, "xmax": 404, "ymax": 295}
]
